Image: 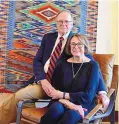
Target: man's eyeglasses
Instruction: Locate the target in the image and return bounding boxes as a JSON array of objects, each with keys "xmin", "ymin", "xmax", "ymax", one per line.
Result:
[
  {"xmin": 57, "ymin": 20, "xmax": 72, "ymax": 25},
  {"xmin": 70, "ymin": 43, "xmax": 84, "ymax": 48}
]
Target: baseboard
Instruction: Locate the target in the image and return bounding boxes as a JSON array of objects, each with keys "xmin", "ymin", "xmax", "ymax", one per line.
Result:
[{"xmin": 115, "ymin": 111, "xmax": 119, "ymax": 122}]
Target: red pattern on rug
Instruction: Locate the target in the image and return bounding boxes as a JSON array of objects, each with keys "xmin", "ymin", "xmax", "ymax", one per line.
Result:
[{"xmin": 0, "ymin": 86, "xmax": 13, "ymax": 93}]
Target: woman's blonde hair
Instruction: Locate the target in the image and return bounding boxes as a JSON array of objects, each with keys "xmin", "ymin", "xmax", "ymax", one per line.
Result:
[{"xmin": 65, "ymin": 34, "xmax": 91, "ymax": 56}]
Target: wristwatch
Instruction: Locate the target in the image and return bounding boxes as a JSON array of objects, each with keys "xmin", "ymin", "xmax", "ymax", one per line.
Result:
[{"xmin": 37, "ymin": 80, "xmax": 40, "ymax": 84}]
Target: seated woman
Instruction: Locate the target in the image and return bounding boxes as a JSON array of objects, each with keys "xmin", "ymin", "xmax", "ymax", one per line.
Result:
[{"xmin": 39, "ymin": 34, "xmax": 102, "ymax": 124}]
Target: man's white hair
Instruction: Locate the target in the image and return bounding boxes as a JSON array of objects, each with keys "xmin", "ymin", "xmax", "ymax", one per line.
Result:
[{"xmin": 56, "ymin": 10, "xmax": 73, "ymax": 21}]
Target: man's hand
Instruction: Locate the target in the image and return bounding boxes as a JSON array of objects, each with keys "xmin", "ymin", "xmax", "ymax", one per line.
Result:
[
  {"xmin": 40, "ymin": 79, "xmax": 55, "ymax": 96},
  {"xmin": 49, "ymin": 89, "xmax": 63, "ymax": 99},
  {"xmin": 98, "ymin": 94, "xmax": 110, "ymax": 111},
  {"xmin": 41, "ymin": 79, "xmax": 63, "ymax": 99},
  {"xmin": 59, "ymin": 99, "xmax": 87, "ymax": 119}
]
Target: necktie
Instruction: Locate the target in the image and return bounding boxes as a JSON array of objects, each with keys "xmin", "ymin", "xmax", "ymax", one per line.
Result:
[{"xmin": 46, "ymin": 37, "xmax": 64, "ymax": 83}]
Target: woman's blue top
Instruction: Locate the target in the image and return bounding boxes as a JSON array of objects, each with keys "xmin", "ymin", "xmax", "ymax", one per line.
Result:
[{"xmin": 52, "ymin": 59, "xmax": 100, "ymax": 110}]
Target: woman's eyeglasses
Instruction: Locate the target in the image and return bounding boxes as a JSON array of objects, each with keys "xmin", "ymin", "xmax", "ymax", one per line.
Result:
[{"xmin": 70, "ymin": 43, "xmax": 84, "ymax": 48}]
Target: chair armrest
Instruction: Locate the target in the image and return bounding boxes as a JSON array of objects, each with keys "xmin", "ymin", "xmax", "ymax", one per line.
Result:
[
  {"xmin": 16, "ymin": 98, "xmax": 51, "ymax": 124},
  {"xmin": 83, "ymin": 88, "xmax": 115, "ymax": 124},
  {"xmin": 16, "ymin": 99, "xmax": 37, "ymax": 124},
  {"xmin": 37, "ymin": 99, "xmax": 51, "ymax": 102}
]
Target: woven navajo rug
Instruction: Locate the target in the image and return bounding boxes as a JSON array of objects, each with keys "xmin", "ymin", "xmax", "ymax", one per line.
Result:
[
  {"xmin": 0, "ymin": 86, "xmax": 13, "ymax": 93},
  {"xmin": 0, "ymin": 1, "xmax": 98, "ymax": 85}
]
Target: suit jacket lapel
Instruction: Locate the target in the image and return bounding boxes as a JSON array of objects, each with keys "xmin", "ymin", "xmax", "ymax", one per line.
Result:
[{"xmin": 59, "ymin": 32, "xmax": 73, "ymax": 60}]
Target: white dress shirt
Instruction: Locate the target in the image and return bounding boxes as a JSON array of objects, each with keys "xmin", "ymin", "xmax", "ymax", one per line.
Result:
[{"xmin": 44, "ymin": 32, "xmax": 70, "ymax": 73}]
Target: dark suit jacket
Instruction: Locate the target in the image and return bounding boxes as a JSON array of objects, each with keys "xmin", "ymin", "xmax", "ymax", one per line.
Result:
[
  {"xmin": 33, "ymin": 32, "xmax": 73, "ymax": 81},
  {"xmin": 28, "ymin": 32, "xmax": 107, "ymax": 92}
]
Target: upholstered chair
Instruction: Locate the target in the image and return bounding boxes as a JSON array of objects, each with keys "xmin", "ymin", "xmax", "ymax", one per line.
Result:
[{"xmin": 16, "ymin": 54, "xmax": 118, "ymax": 124}]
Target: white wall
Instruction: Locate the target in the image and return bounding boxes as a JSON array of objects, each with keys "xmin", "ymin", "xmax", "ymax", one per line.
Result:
[
  {"xmin": 96, "ymin": 0, "xmax": 118, "ymax": 111},
  {"xmin": 96, "ymin": 0, "xmax": 111, "ymax": 54}
]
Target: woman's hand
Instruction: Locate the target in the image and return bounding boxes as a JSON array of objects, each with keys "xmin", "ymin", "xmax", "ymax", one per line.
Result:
[
  {"xmin": 76, "ymin": 105, "xmax": 87, "ymax": 119},
  {"xmin": 59, "ymin": 99, "xmax": 87, "ymax": 119},
  {"xmin": 98, "ymin": 94, "xmax": 110, "ymax": 112}
]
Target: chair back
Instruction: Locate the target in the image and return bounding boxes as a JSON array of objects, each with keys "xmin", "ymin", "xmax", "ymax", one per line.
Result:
[
  {"xmin": 111, "ymin": 65, "xmax": 119, "ymax": 94},
  {"xmin": 93, "ymin": 54, "xmax": 115, "ymax": 89}
]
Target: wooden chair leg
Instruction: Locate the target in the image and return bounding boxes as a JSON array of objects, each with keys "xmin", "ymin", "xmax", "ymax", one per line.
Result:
[{"xmin": 110, "ymin": 102, "xmax": 115, "ymax": 124}]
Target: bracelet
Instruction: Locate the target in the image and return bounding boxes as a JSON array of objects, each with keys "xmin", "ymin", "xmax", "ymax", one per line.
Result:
[{"xmin": 63, "ymin": 92, "xmax": 66, "ymax": 99}]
